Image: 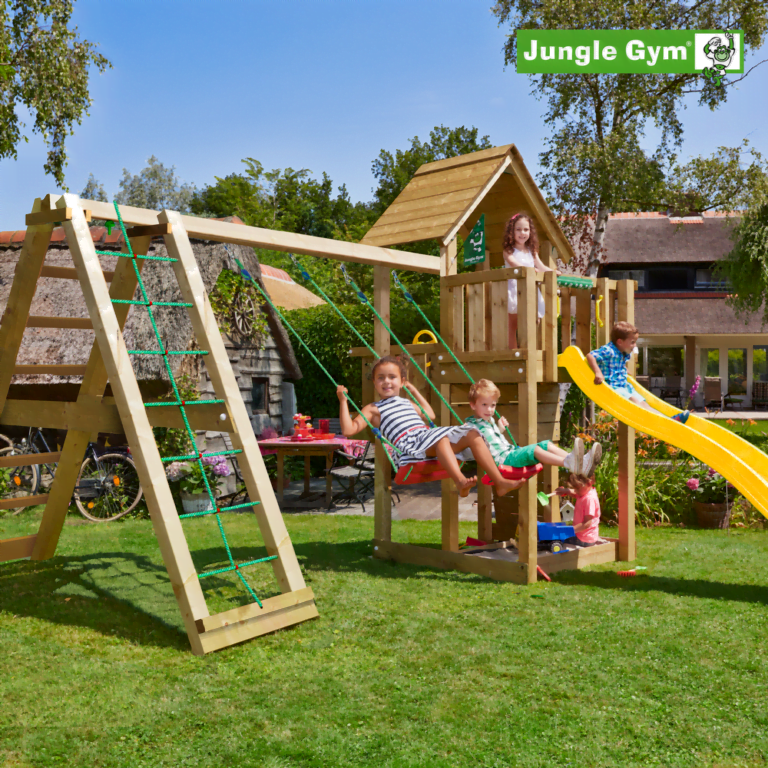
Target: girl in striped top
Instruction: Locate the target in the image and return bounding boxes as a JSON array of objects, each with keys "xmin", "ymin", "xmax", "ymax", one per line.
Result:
[{"xmin": 338, "ymin": 356, "xmax": 525, "ymax": 497}]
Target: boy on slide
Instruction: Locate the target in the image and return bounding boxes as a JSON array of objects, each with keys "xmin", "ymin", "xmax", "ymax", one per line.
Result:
[{"xmin": 587, "ymin": 321, "xmax": 689, "ymax": 424}]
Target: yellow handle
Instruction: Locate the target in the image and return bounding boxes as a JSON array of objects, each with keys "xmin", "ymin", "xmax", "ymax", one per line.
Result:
[
  {"xmin": 412, "ymin": 329, "xmax": 438, "ymax": 345},
  {"xmin": 595, "ymin": 295, "xmax": 604, "ymax": 328}
]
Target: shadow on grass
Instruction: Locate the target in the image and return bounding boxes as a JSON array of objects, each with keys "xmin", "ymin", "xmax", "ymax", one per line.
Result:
[{"xmin": 552, "ymin": 568, "xmax": 768, "ymax": 605}]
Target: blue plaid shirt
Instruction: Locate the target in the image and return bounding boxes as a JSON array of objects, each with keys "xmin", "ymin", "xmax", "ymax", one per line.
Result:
[{"xmin": 591, "ymin": 342, "xmax": 632, "ymax": 390}]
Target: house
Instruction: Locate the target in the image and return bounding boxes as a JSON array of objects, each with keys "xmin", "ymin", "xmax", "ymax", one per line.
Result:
[
  {"xmin": 0, "ymin": 219, "xmax": 317, "ymax": 436},
  {"xmin": 598, "ymin": 211, "xmax": 767, "ymax": 407}
]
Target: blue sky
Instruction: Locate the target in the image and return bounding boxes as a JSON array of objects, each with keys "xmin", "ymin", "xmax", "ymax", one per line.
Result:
[{"xmin": 1, "ymin": 0, "xmax": 767, "ymax": 229}]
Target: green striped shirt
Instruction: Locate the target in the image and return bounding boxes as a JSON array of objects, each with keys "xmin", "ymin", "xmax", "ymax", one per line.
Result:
[{"xmin": 466, "ymin": 416, "xmax": 517, "ymax": 464}]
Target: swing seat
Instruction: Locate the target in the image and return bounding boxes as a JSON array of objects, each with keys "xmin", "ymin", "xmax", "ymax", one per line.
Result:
[
  {"xmin": 393, "ymin": 461, "xmax": 543, "ymax": 486},
  {"xmin": 480, "ymin": 463, "xmax": 543, "ymax": 485}
]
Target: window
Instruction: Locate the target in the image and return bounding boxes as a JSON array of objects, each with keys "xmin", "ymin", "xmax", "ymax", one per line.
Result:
[
  {"xmin": 728, "ymin": 349, "xmax": 747, "ymax": 394},
  {"xmin": 648, "ymin": 347, "xmax": 684, "ymax": 377},
  {"xmin": 754, "ymin": 346, "xmax": 768, "ymax": 383},
  {"xmin": 251, "ymin": 377, "xmax": 268, "ymax": 414},
  {"xmin": 700, "ymin": 348, "xmax": 719, "ymax": 377},
  {"xmin": 647, "ymin": 268, "xmax": 689, "ymax": 291},
  {"xmin": 607, "ymin": 269, "xmax": 645, "ymax": 289},
  {"xmin": 694, "ymin": 269, "xmax": 729, "ymax": 290}
]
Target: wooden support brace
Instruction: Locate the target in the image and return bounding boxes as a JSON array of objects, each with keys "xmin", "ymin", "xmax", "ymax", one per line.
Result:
[
  {"xmin": 126, "ymin": 223, "xmax": 172, "ymax": 239},
  {"xmin": 40, "ymin": 265, "xmax": 114, "ymax": 282},
  {"xmin": 0, "ymin": 451, "xmax": 60, "ymax": 468},
  {"xmin": 0, "ymin": 535, "xmax": 38, "ymax": 562},
  {"xmin": 25, "ymin": 316, "xmax": 92, "ymax": 330},
  {"xmin": 25, "ymin": 208, "xmax": 91, "ymax": 226},
  {"xmin": 0, "ymin": 494, "xmax": 49, "ymax": 511}
]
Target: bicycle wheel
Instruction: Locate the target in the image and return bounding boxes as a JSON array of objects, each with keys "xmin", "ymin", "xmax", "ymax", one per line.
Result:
[
  {"xmin": 0, "ymin": 446, "xmax": 41, "ymax": 516},
  {"xmin": 74, "ymin": 453, "xmax": 143, "ymax": 522}
]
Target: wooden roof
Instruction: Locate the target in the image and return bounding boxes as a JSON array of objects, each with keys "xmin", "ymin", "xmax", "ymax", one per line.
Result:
[{"xmin": 361, "ymin": 144, "xmax": 575, "ymax": 264}]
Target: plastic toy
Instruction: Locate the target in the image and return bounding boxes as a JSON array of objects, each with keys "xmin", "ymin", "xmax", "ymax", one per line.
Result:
[{"xmin": 536, "ymin": 521, "xmax": 575, "ymax": 553}]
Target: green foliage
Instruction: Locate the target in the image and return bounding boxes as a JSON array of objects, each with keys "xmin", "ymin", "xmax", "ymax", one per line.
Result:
[
  {"xmin": 0, "ymin": 0, "xmax": 111, "ymax": 186},
  {"xmin": 79, "ymin": 173, "xmax": 108, "ymax": 202},
  {"xmin": 208, "ymin": 269, "xmax": 269, "ymax": 343},
  {"xmin": 559, "ymin": 382, "xmax": 586, "ymax": 447},
  {"xmin": 684, "ymin": 467, "xmax": 737, "ymax": 505},
  {"xmin": 262, "ymin": 453, "xmax": 305, "ymax": 482},
  {"xmin": 115, "ymin": 155, "xmax": 196, "ymax": 212},
  {"xmin": 714, "ymin": 200, "xmax": 768, "ymax": 325},
  {"xmin": 0, "ymin": 466, "xmax": 10, "ymax": 496}
]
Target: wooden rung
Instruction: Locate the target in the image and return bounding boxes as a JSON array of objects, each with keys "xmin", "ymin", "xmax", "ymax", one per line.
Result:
[
  {"xmin": 13, "ymin": 365, "xmax": 87, "ymax": 376},
  {"xmin": 0, "ymin": 451, "xmax": 61, "ymax": 468},
  {"xmin": 0, "ymin": 494, "xmax": 49, "ymax": 510},
  {"xmin": 0, "ymin": 534, "xmax": 38, "ymax": 562},
  {"xmin": 26, "ymin": 316, "xmax": 92, "ymax": 330},
  {"xmin": 40, "ymin": 265, "xmax": 115, "ymax": 282},
  {"xmin": 126, "ymin": 223, "xmax": 172, "ymax": 238},
  {"xmin": 26, "ymin": 208, "xmax": 92, "ymax": 226}
]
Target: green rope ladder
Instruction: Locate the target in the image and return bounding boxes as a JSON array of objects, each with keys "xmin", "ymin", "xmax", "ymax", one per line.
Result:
[{"xmin": 106, "ymin": 202, "xmax": 274, "ymax": 607}]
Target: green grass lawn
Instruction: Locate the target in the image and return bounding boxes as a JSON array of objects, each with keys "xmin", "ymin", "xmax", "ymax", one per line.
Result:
[{"xmin": 2, "ymin": 510, "xmax": 768, "ymax": 768}]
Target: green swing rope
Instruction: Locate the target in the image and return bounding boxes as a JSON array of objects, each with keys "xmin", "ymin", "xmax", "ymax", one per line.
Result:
[
  {"xmin": 391, "ymin": 271, "xmax": 518, "ymax": 446},
  {"xmin": 285, "ymin": 253, "xmax": 436, "ymax": 428},
  {"xmin": 230, "ymin": 256, "xmax": 400, "ymax": 472},
  {"xmin": 107, "ymin": 202, "xmax": 274, "ymax": 607},
  {"xmin": 339, "ymin": 264, "xmax": 464, "ymax": 425}
]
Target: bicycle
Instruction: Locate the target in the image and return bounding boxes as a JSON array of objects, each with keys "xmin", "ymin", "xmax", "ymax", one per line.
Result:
[
  {"xmin": 0, "ymin": 437, "xmax": 41, "ymax": 515},
  {"xmin": 0, "ymin": 428, "xmax": 144, "ymax": 522}
]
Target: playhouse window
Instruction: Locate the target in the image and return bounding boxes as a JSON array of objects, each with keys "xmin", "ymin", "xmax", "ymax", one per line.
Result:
[{"xmin": 251, "ymin": 377, "xmax": 269, "ymax": 414}]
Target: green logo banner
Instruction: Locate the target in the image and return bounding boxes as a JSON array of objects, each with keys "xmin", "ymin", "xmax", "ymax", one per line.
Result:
[
  {"xmin": 517, "ymin": 30, "xmax": 743, "ymax": 82},
  {"xmin": 464, "ymin": 214, "xmax": 486, "ymax": 267}
]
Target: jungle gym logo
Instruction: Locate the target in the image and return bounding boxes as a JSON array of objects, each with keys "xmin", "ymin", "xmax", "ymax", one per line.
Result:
[{"xmin": 517, "ymin": 30, "xmax": 743, "ymax": 85}]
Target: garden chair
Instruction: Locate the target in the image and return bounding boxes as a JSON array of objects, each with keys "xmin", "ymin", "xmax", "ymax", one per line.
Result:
[
  {"xmin": 753, "ymin": 382, "xmax": 768, "ymax": 411},
  {"xmin": 327, "ymin": 441, "xmax": 377, "ymax": 513},
  {"xmin": 659, "ymin": 376, "xmax": 683, "ymax": 407},
  {"xmin": 703, "ymin": 377, "xmax": 723, "ymax": 410},
  {"xmin": 634, "ymin": 375, "xmax": 651, "ymax": 391}
]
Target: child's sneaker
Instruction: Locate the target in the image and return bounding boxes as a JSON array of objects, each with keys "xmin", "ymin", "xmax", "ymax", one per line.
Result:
[
  {"xmin": 582, "ymin": 442, "xmax": 602, "ymax": 477},
  {"xmin": 671, "ymin": 410, "xmax": 690, "ymax": 424},
  {"xmin": 563, "ymin": 437, "xmax": 584, "ymax": 474}
]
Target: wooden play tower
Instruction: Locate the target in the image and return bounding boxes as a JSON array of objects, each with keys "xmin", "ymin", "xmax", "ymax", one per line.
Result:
[{"xmin": 358, "ymin": 144, "xmax": 638, "ymax": 583}]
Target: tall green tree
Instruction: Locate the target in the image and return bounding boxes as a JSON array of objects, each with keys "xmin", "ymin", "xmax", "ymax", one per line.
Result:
[
  {"xmin": 492, "ymin": 0, "xmax": 768, "ymax": 274},
  {"xmin": 115, "ymin": 156, "xmax": 196, "ymax": 212},
  {"xmin": 0, "ymin": 0, "xmax": 111, "ymax": 186}
]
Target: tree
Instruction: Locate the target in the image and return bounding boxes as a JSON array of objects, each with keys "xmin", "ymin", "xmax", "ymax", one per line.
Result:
[
  {"xmin": 0, "ymin": 0, "xmax": 111, "ymax": 186},
  {"xmin": 79, "ymin": 172, "xmax": 107, "ymax": 201},
  {"xmin": 115, "ymin": 156, "xmax": 196, "ymax": 212},
  {"xmin": 492, "ymin": 0, "xmax": 768, "ymax": 274}
]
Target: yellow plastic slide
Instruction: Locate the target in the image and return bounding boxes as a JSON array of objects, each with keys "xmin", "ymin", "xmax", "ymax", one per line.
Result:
[{"xmin": 558, "ymin": 345, "xmax": 768, "ymax": 518}]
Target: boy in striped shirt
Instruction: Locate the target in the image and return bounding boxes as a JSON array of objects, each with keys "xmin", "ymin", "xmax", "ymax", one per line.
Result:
[{"xmin": 465, "ymin": 379, "xmax": 600, "ymax": 477}]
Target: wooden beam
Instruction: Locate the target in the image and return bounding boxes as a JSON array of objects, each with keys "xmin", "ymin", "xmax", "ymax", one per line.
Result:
[
  {"xmin": 40, "ymin": 265, "xmax": 114, "ymax": 282},
  {"xmin": 0, "ymin": 451, "xmax": 60, "ymax": 468},
  {"xmin": 373, "ymin": 264, "xmax": 392, "ymax": 544},
  {"xmin": 537, "ymin": 540, "xmax": 618, "ymax": 575},
  {"xmin": 13, "ymin": 365, "xmax": 87, "ymax": 376},
  {"xmin": 560, "ymin": 286, "xmax": 571, "ymax": 351},
  {"xmin": 0, "ymin": 494, "xmax": 49, "ymax": 510},
  {"xmin": 44, "ymin": 195, "xmax": 441, "ymax": 274},
  {"xmin": 26, "ymin": 316, "xmax": 92, "ymax": 330},
  {"xmin": 617, "ymin": 279, "xmax": 636, "ymax": 561},
  {"xmin": 442, "ymin": 267, "xmax": 544, "ymax": 288},
  {"xmin": 0, "ymin": 534, "xmax": 38, "ymax": 562},
  {"xmin": 125, "ymin": 223, "xmax": 172, "ymax": 239},
  {"xmin": 373, "ymin": 539, "xmax": 528, "ymax": 583},
  {"xmin": 25, "ymin": 208, "xmax": 91, "ymax": 226},
  {"xmin": 575, "ymin": 287, "xmax": 592, "ymax": 355},
  {"xmin": 543, "ymin": 265, "xmax": 558, "ymax": 382}
]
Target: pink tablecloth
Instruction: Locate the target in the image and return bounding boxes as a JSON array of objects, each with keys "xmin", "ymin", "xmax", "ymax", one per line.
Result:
[{"xmin": 258, "ymin": 436, "xmax": 368, "ymax": 457}]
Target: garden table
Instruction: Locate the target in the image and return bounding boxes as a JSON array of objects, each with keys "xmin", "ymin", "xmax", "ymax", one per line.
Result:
[{"xmin": 258, "ymin": 436, "xmax": 367, "ymax": 508}]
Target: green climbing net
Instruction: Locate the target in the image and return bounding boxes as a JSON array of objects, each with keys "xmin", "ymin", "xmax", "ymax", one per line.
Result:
[{"xmin": 99, "ymin": 203, "xmax": 275, "ymax": 607}]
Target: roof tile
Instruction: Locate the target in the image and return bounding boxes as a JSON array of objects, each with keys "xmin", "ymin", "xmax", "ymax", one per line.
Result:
[{"xmin": 11, "ymin": 230, "xmax": 26, "ymax": 243}]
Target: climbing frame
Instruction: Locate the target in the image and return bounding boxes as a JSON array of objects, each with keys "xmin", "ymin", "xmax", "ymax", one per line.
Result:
[{"xmin": 0, "ymin": 195, "xmax": 317, "ymax": 654}]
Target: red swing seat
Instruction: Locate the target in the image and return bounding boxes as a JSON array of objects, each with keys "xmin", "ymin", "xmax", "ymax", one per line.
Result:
[{"xmin": 394, "ymin": 460, "xmax": 543, "ymax": 486}]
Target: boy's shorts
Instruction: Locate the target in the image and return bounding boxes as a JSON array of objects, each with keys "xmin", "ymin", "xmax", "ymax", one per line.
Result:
[
  {"xmin": 502, "ymin": 441, "xmax": 550, "ymax": 468},
  {"xmin": 612, "ymin": 384, "xmax": 645, "ymax": 403}
]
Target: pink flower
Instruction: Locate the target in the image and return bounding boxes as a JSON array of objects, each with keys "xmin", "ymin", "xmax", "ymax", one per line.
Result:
[
  {"xmin": 707, "ymin": 468, "xmax": 716, "ymax": 477},
  {"xmin": 213, "ymin": 462, "xmax": 232, "ymax": 477},
  {"xmin": 202, "ymin": 454, "xmax": 227, "ymax": 467},
  {"xmin": 686, "ymin": 478, "xmax": 700, "ymax": 491}
]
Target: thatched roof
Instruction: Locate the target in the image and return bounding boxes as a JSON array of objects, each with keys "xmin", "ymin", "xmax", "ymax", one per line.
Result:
[
  {"xmin": 601, "ymin": 212, "xmax": 740, "ymax": 265},
  {"xmin": 261, "ymin": 264, "xmax": 325, "ymax": 310},
  {"xmin": 0, "ymin": 222, "xmax": 302, "ymax": 384}
]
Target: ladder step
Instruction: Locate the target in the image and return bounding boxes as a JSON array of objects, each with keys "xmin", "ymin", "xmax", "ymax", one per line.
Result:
[
  {"xmin": 0, "ymin": 534, "xmax": 38, "ymax": 562},
  {"xmin": 40, "ymin": 265, "xmax": 115, "ymax": 282},
  {"xmin": 0, "ymin": 494, "xmax": 49, "ymax": 510},
  {"xmin": 0, "ymin": 451, "xmax": 60, "ymax": 468},
  {"xmin": 13, "ymin": 365, "xmax": 87, "ymax": 376},
  {"xmin": 26, "ymin": 316, "xmax": 92, "ymax": 330}
]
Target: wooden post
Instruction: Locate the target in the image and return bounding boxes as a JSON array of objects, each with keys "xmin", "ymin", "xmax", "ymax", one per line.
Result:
[
  {"xmin": 440, "ymin": 240, "xmax": 460, "ymax": 552},
  {"xmin": 684, "ymin": 335, "xmax": 696, "ymax": 393},
  {"xmin": 373, "ymin": 265, "xmax": 392, "ymax": 543},
  {"xmin": 560, "ymin": 286, "xmax": 571, "ymax": 352},
  {"xmin": 575, "ymin": 286, "xmax": 592, "ymax": 355},
  {"xmin": 617, "ymin": 280, "xmax": 636, "ymax": 561},
  {"xmin": 517, "ymin": 267, "xmax": 538, "ymax": 583},
  {"xmin": 543, "ymin": 267, "xmax": 558, "ymax": 382}
]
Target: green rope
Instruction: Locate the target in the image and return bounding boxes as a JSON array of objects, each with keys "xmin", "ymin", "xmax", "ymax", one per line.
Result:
[
  {"xmin": 198, "ymin": 555, "xmax": 277, "ymax": 579},
  {"xmin": 179, "ymin": 500, "xmax": 261, "ymax": 520},
  {"xmin": 108, "ymin": 201, "xmax": 267, "ymax": 605},
  {"xmin": 286, "ymin": 253, "xmax": 436, "ymax": 428},
  {"xmin": 128, "ymin": 350, "xmax": 209, "ymax": 356},
  {"xmin": 232, "ymin": 257, "xmax": 399, "ymax": 472},
  {"xmin": 144, "ymin": 399, "xmax": 225, "ymax": 407},
  {"xmin": 391, "ymin": 271, "xmax": 518, "ymax": 446},
  {"xmin": 339, "ymin": 265, "xmax": 463, "ymax": 425}
]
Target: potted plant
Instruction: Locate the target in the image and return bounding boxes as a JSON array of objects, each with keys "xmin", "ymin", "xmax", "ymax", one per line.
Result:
[
  {"xmin": 685, "ymin": 468, "xmax": 738, "ymax": 528},
  {"xmin": 170, "ymin": 455, "xmax": 232, "ymax": 514}
]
